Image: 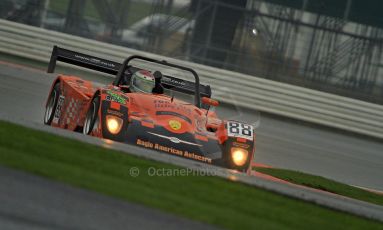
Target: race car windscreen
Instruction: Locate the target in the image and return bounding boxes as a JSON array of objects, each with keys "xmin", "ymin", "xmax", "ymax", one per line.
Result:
[{"xmin": 127, "ymin": 59, "xmax": 203, "ymax": 105}]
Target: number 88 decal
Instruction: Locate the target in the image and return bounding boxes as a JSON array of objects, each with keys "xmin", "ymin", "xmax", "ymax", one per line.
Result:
[{"xmin": 227, "ymin": 121, "xmax": 254, "ymax": 140}]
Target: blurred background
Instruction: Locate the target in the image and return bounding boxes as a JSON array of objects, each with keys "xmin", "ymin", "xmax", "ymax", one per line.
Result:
[{"xmin": 1, "ymin": 0, "xmax": 382, "ymax": 103}]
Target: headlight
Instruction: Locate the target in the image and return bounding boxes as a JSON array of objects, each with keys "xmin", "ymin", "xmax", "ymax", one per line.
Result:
[
  {"xmin": 106, "ymin": 115, "xmax": 123, "ymax": 134},
  {"xmin": 231, "ymin": 148, "xmax": 248, "ymax": 166}
]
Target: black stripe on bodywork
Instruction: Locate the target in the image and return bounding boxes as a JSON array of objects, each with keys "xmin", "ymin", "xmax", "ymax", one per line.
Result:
[
  {"xmin": 124, "ymin": 119, "xmax": 224, "ymax": 164},
  {"xmin": 156, "ymin": 111, "xmax": 192, "ymax": 124}
]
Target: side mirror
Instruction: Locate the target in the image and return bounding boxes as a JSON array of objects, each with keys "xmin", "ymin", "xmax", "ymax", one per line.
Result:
[{"xmin": 202, "ymin": 97, "xmax": 219, "ymax": 107}]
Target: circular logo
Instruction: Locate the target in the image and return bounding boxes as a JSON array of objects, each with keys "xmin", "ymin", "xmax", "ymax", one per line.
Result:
[
  {"xmin": 129, "ymin": 167, "xmax": 140, "ymax": 177},
  {"xmin": 168, "ymin": 120, "xmax": 182, "ymax": 131}
]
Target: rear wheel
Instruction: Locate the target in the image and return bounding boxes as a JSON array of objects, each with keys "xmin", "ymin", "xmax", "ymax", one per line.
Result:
[
  {"xmin": 44, "ymin": 83, "xmax": 60, "ymax": 125},
  {"xmin": 83, "ymin": 96, "xmax": 100, "ymax": 135}
]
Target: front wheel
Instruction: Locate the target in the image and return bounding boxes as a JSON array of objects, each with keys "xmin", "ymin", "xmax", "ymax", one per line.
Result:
[
  {"xmin": 44, "ymin": 83, "xmax": 60, "ymax": 125},
  {"xmin": 83, "ymin": 96, "xmax": 100, "ymax": 135}
]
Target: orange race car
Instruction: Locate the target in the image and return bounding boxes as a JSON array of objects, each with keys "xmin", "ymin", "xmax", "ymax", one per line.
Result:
[{"xmin": 44, "ymin": 46, "xmax": 255, "ymax": 171}]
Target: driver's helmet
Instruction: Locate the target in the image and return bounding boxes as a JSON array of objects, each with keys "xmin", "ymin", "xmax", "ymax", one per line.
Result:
[{"xmin": 130, "ymin": 70, "xmax": 155, "ymax": 93}]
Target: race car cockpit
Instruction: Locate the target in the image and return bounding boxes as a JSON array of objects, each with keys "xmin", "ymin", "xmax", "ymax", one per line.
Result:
[{"xmin": 119, "ymin": 69, "xmax": 164, "ymax": 94}]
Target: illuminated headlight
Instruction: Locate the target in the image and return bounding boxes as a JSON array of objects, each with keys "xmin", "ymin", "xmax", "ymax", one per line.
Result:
[
  {"xmin": 106, "ymin": 115, "xmax": 123, "ymax": 134},
  {"xmin": 231, "ymin": 148, "xmax": 248, "ymax": 166}
]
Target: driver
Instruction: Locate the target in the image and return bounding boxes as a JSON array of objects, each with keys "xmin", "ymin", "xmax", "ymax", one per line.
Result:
[{"xmin": 130, "ymin": 70, "xmax": 155, "ymax": 93}]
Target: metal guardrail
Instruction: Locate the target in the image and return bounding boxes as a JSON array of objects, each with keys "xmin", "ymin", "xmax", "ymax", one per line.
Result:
[{"xmin": 1, "ymin": 19, "xmax": 382, "ymax": 139}]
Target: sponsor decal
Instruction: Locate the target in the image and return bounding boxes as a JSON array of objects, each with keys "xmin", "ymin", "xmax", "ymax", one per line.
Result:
[
  {"xmin": 147, "ymin": 132, "xmax": 201, "ymax": 146},
  {"xmin": 52, "ymin": 95, "xmax": 65, "ymax": 124},
  {"xmin": 107, "ymin": 109, "xmax": 123, "ymax": 117},
  {"xmin": 161, "ymin": 76, "xmax": 187, "ymax": 86},
  {"xmin": 153, "ymin": 100, "xmax": 192, "ymax": 115},
  {"xmin": 136, "ymin": 138, "xmax": 211, "ymax": 164},
  {"xmin": 168, "ymin": 120, "xmax": 182, "ymax": 130},
  {"xmin": 169, "ymin": 137, "xmax": 181, "ymax": 144},
  {"xmin": 233, "ymin": 142, "xmax": 250, "ymax": 149},
  {"xmin": 105, "ymin": 90, "xmax": 127, "ymax": 104},
  {"xmin": 74, "ymin": 54, "xmax": 116, "ymax": 68}
]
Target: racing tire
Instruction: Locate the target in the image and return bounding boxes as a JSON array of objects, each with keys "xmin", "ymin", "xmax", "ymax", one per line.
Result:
[
  {"xmin": 44, "ymin": 83, "xmax": 60, "ymax": 125},
  {"xmin": 83, "ymin": 95, "xmax": 100, "ymax": 135}
]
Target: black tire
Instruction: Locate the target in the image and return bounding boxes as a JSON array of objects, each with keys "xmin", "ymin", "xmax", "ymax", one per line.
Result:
[
  {"xmin": 44, "ymin": 83, "xmax": 60, "ymax": 125},
  {"xmin": 83, "ymin": 96, "xmax": 100, "ymax": 135}
]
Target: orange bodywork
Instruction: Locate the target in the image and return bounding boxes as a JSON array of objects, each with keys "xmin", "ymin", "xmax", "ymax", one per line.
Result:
[
  {"xmin": 47, "ymin": 75, "xmax": 95, "ymax": 130},
  {"xmin": 44, "ymin": 47, "xmax": 257, "ymax": 171},
  {"xmin": 46, "ymin": 75, "xmax": 256, "ymax": 171}
]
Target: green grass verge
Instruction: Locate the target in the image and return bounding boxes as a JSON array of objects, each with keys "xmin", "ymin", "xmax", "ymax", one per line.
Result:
[
  {"xmin": 0, "ymin": 121, "xmax": 382, "ymax": 229},
  {"xmin": 255, "ymin": 167, "xmax": 383, "ymax": 206}
]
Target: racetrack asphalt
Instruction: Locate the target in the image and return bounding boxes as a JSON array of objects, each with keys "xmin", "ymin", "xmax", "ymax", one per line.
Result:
[
  {"xmin": 0, "ymin": 62, "xmax": 382, "ymax": 191},
  {"xmin": 0, "ymin": 166, "xmax": 219, "ymax": 230}
]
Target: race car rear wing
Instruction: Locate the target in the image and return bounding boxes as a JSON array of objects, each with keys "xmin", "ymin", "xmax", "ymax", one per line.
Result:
[
  {"xmin": 47, "ymin": 46, "xmax": 120, "ymax": 75},
  {"xmin": 47, "ymin": 46, "xmax": 211, "ymax": 108}
]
